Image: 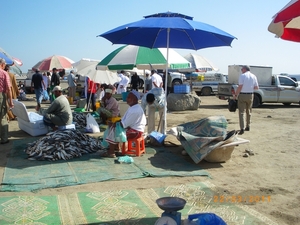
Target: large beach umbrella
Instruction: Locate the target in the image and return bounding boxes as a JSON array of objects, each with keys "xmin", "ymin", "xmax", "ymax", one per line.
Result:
[
  {"xmin": 98, "ymin": 11, "xmax": 236, "ymax": 133},
  {"xmin": 268, "ymin": 0, "xmax": 300, "ymax": 42},
  {"xmin": 72, "ymin": 58, "xmax": 100, "ymax": 73},
  {"xmin": 97, "ymin": 45, "xmax": 190, "ymax": 70},
  {"xmin": 184, "ymin": 53, "xmax": 218, "ymax": 72},
  {"xmin": 32, "ymin": 55, "xmax": 74, "ymax": 71}
]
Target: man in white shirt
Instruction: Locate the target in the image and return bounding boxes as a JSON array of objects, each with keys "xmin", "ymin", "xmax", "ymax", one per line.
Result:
[
  {"xmin": 116, "ymin": 70, "xmax": 130, "ymax": 94},
  {"xmin": 103, "ymin": 90, "xmax": 146, "ymax": 158},
  {"xmin": 151, "ymin": 69, "xmax": 163, "ymax": 90},
  {"xmin": 67, "ymin": 70, "xmax": 77, "ymax": 100},
  {"xmin": 233, "ymin": 65, "xmax": 259, "ymax": 135}
]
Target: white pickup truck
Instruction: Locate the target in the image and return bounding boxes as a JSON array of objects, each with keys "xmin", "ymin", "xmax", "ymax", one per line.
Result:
[
  {"xmin": 189, "ymin": 73, "xmax": 227, "ymax": 96},
  {"xmin": 217, "ymin": 65, "xmax": 300, "ymax": 107}
]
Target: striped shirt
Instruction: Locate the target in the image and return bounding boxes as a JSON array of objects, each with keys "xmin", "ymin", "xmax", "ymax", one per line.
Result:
[{"xmin": 0, "ymin": 68, "xmax": 11, "ymax": 93}]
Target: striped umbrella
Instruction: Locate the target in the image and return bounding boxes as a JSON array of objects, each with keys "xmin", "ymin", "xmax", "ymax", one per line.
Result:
[
  {"xmin": 268, "ymin": 0, "xmax": 300, "ymax": 42},
  {"xmin": 97, "ymin": 45, "xmax": 190, "ymax": 70},
  {"xmin": 32, "ymin": 55, "xmax": 74, "ymax": 71}
]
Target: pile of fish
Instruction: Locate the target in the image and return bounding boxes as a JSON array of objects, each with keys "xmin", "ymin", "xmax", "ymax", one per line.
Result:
[
  {"xmin": 24, "ymin": 129, "xmax": 103, "ymax": 161},
  {"xmin": 72, "ymin": 112, "xmax": 87, "ymax": 129}
]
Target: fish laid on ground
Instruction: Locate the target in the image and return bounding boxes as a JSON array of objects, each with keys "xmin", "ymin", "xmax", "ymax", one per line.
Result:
[{"xmin": 24, "ymin": 129, "xmax": 104, "ymax": 161}]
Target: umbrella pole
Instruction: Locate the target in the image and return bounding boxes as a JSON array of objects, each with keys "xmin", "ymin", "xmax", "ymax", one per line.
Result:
[{"xmin": 163, "ymin": 28, "xmax": 170, "ymax": 135}]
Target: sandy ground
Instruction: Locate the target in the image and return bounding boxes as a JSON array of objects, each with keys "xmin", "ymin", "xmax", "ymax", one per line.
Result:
[{"xmin": 0, "ymin": 94, "xmax": 300, "ymax": 225}]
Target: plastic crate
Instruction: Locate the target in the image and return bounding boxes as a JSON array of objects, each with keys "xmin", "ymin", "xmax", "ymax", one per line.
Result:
[
  {"xmin": 174, "ymin": 84, "xmax": 190, "ymax": 94},
  {"xmin": 149, "ymin": 131, "xmax": 166, "ymax": 144}
]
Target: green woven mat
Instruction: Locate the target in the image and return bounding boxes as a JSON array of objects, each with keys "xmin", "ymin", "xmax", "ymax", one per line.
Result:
[
  {"xmin": 1, "ymin": 139, "xmax": 209, "ymax": 192},
  {"xmin": 0, "ymin": 181, "xmax": 277, "ymax": 225}
]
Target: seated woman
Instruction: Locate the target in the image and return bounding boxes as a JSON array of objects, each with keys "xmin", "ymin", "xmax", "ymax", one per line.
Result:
[
  {"xmin": 98, "ymin": 86, "xmax": 120, "ymax": 123},
  {"xmin": 103, "ymin": 90, "xmax": 146, "ymax": 158}
]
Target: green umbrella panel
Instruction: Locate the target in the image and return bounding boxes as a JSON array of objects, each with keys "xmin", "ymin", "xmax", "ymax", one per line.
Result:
[{"xmin": 97, "ymin": 45, "xmax": 190, "ymax": 70}]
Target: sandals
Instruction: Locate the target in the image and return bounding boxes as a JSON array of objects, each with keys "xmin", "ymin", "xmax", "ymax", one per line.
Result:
[{"xmin": 101, "ymin": 152, "xmax": 116, "ymax": 158}]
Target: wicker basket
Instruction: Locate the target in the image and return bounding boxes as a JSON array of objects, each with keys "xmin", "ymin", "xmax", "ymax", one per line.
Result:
[{"xmin": 204, "ymin": 145, "xmax": 235, "ymax": 163}]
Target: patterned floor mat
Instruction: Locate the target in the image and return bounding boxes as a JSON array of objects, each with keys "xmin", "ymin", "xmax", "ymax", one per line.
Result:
[
  {"xmin": 1, "ymin": 139, "xmax": 209, "ymax": 192},
  {"xmin": 0, "ymin": 181, "xmax": 277, "ymax": 225}
]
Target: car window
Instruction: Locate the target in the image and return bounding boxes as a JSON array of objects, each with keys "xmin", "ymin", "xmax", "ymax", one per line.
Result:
[{"xmin": 279, "ymin": 77, "xmax": 296, "ymax": 86}]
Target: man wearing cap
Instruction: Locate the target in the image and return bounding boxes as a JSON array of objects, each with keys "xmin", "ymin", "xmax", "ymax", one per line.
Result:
[
  {"xmin": 50, "ymin": 68, "xmax": 60, "ymax": 102},
  {"xmin": 151, "ymin": 69, "xmax": 163, "ymax": 90},
  {"xmin": 116, "ymin": 70, "xmax": 130, "ymax": 94},
  {"xmin": 98, "ymin": 86, "xmax": 120, "ymax": 123},
  {"xmin": 104, "ymin": 90, "xmax": 146, "ymax": 158},
  {"xmin": 0, "ymin": 58, "xmax": 13, "ymax": 144},
  {"xmin": 141, "ymin": 87, "xmax": 165, "ymax": 134},
  {"xmin": 233, "ymin": 65, "xmax": 259, "ymax": 135},
  {"xmin": 67, "ymin": 70, "xmax": 77, "ymax": 100},
  {"xmin": 31, "ymin": 69, "xmax": 46, "ymax": 111},
  {"xmin": 39, "ymin": 86, "xmax": 73, "ymax": 131}
]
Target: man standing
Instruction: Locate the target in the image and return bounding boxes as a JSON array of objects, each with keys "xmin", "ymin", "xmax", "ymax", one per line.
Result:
[
  {"xmin": 233, "ymin": 65, "xmax": 259, "ymax": 135},
  {"xmin": 31, "ymin": 69, "xmax": 46, "ymax": 111},
  {"xmin": 67, "ymin": 70, "xmax": 77, "ymax": 100},
  {"xmin": 141, "ymin": 87, "xmax": 165, "ymax": 134},
  {"xmin": 116, "ymin": 70, "xmax": 130, "ymax": 94},
  {"xmin": 50, "ymin": 68, "xmax": 60, "ymax": 102},
  {"xmin": 40, "ymin": 86, "xmax": 73, "ymax": 131},
  {"xmin": 4, "ymin": 65, "xmax": 19, "ymax": 120},
  {"xmin": 151, "ymin": 69, "xmax": 163, "ymax": 90},
  {"xmin": 144, "ymin": 71, "xmax": 152, "ymax": 92},
  {"xmin": 0, "ymin": 58, "xmax": 13, "ymax": 144},
  {"xmin": 42, "ymin": 72, "xmax": 50, "ymax": 101}
]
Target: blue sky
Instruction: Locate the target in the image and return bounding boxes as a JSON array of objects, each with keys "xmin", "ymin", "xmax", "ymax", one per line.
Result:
[{"xmin": 1, "ymin": 0, "xmax": 298, "ymax": 74}]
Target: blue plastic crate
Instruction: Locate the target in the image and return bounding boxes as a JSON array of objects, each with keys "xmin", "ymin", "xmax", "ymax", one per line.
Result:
[{"xmin": 174, "ymin": 84, "xmax": 190, "ymax": 94}]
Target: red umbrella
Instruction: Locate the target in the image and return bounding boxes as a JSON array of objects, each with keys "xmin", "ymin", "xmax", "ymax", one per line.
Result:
[
  {"xmin": 268, "ymin": 0, "xmax": 300, "ymax": 42},
  {"xmin": 32, "ymin": 55, "xmax": 74, "ymax": 71},
  {"xmin": 12, "ymin": 57, "xmax": 23, "ymax": 66}
]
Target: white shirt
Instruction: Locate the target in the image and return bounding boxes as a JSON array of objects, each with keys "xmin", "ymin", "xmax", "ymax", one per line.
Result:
[
  {"xmin": 151, "ymin": 73, "xmax": 163, "ymax": 89},
  {"xmin": 117, "ymin": 73, "xmax": 130, "ymax": 94},
  {"xmin": 121, "ymin": 104, "xmax": 146, "ymax": 132},
  {"xmin": 239, "ymin": 71, "xmax": 259, "ymax": 92}
]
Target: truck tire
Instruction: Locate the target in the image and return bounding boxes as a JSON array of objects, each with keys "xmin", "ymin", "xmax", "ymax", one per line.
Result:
[
  {"xmin": 283, "ymin": 103, "xmax": 291, "ymax": 106},
  {"xmin": 172, "ymin": 79, "xmax": 182, "ymax": 86},
  {"xmin": 201, "ymin": 87, "xmax": 212, "ymax": 96},
  {"xmin": 252, "ymin": 94, "xmax": 261, "ymax": 108}
]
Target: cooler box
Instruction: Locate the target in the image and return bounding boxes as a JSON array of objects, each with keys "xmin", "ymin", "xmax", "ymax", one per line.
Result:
[
  {"xmin": 174, "ymin": 84, "xmax": 190, "ymax": 94},
  {"xmin": 11, "ymin": 100, "xmax": 49, "ymax": 136}
]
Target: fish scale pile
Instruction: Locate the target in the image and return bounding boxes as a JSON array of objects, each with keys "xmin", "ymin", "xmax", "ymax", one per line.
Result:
[{"xmin": 25, "ymin": 129, "xmax": 102, "ymax": 161}]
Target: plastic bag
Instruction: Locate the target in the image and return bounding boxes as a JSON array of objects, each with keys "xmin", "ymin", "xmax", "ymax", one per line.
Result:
[
  {"xmin": 228, "ymin": 99, "xmax": 237, "ymax": 112},
  {"xmin": 43, "ymin": 90, "xmax": 50, "ymax": 101},
  {"xmin": 86, "ymin": 113, "xmax": 100, "ymax": 133},
  {"xmin": 185, "ymin": 213, "xmax": 226, "ymax": 225},
  {"xmin": 115, "ymin": 122, "xmax": 127, "ymax": 142}
]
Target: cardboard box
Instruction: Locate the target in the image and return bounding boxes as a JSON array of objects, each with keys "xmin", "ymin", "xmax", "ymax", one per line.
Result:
[{"xmin": 11, "ymin": 100, "xmax": 49, "ymax": 136}]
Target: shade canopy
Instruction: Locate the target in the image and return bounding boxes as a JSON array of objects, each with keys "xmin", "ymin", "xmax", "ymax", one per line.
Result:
[
  {"xmin": 32, "ymin": 55, "xmax": 74, "ymax": 71},
  {"xmin": 268, "ymin": 0, "xmax": 300, "ymax": 42},
  {"xmin": 97, "ymin": 45, "xmax": 191, "ymax": 70}
]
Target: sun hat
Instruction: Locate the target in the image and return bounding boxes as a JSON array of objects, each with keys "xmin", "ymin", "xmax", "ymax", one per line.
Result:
[
  {"xmin": 130, "ymin": 90, "xmax": 140, "ymax": 100},
  {"xmin": 105, "ymin": 88, "xmax": 113, "ymax": 93},
  {"xmin": 53, "ymin": 86, "xmax": 62, "ymax": 92}
]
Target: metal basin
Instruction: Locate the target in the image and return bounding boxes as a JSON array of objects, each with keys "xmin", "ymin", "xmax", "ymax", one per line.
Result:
[{"xmin": 156, "ymin": 197, "xmax": 186, "ymax": 212}]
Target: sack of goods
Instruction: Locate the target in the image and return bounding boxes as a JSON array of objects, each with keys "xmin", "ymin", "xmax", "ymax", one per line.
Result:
[{"xmin": 228, "ymin": 99, "xmax": 237, "ymax": 112}]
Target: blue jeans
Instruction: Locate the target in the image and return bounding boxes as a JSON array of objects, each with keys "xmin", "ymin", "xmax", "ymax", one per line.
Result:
[{"xmin": 34, "ymin": 88, "xmax": 43, "ymax": 106}]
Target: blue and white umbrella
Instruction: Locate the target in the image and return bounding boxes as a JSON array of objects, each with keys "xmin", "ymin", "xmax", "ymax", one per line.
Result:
[{"xmin": 98, "ymin": 11, "xmax": 237, "ymax": 133}]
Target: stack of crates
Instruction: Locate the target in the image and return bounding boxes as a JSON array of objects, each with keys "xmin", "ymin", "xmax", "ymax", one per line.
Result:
[{"xmin": 173, "ymin": 84, "xmax": 190, "ymax": 94}]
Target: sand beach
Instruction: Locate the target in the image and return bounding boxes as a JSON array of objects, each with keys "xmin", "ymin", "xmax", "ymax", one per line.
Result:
[{"xmin": 0, "ymin": 94, "xmax": 299, "ymax": 225}]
